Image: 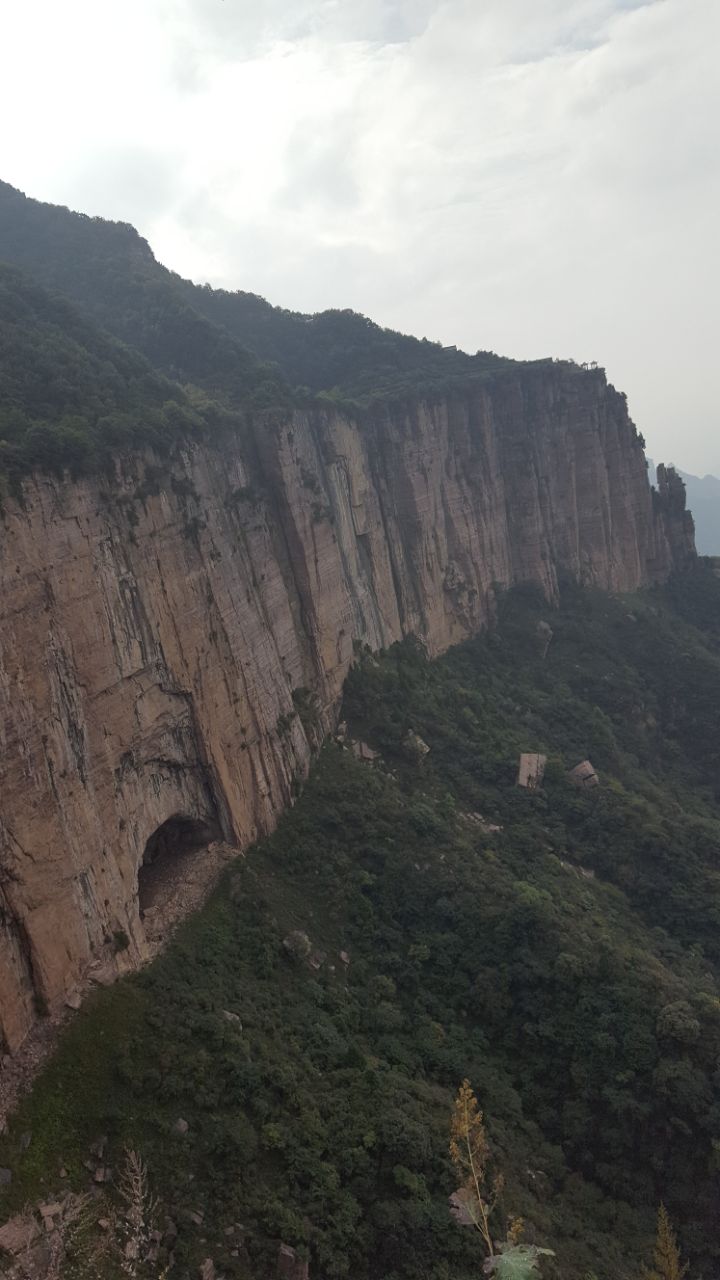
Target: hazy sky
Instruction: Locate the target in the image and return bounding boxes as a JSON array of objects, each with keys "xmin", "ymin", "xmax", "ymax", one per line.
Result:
[{"xmin": 1, "ymin": 0, "xmax": 718, "ymax": 472}]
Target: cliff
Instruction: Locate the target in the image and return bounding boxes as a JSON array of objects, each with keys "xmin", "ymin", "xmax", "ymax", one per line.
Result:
[{"xmin": 0, "ymin": 367, "xmax": 695, "ymax": 1051}]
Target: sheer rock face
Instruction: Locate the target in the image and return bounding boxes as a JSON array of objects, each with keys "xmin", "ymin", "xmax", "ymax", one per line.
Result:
[{"xmin": 0, "ymin": 370, "xmax": 694, "ymax": 1050}]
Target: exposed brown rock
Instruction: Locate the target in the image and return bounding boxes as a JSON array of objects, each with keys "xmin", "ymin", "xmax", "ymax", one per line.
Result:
[
  {"xmin": 38, "ymin": 1203, "xmax": 62, "ymax": 1220},
  {"xmin": 448, "ymin": 1188, "xmax": 476, "ymax": 1226},
  {"xmin": 404, "ymin": 731, "xmax": 430, "ymax": 760},
  {"xmin": 283, "ymin": 932, "xmax": 312, "ymax": 961},
  {"xmin": 463, "ymin": 813, "xmax": 503, "ymax": 834},
  {"xmin": 0, "ymin": 374, "xmax": 694, "ymax": 1052},
  {"xmin": 0, "ymin": 1211, "xmax": 41, "ymax": 1256},
  {"xmin": 569, "ymin": 760, "xmax": 600, "ymax": 788},
  {"xmin": 537, "ymin": 620, "xmax": 553, "ymax": 658},
  {"xmin": 351, "ymin": 741, "xmax": 380, "ymax": 762},
  {"xmin": 278, "ymin": 1242, "xmax": 309, "ymax": 1280},
  {"xmin": 517, "ymin": 753, "xmax": 547, "ymax": 789}
]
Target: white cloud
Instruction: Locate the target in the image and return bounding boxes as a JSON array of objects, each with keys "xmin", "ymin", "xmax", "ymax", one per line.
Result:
[{"xmin": 1, "ymin": 0, "xmax": 718, "ymax": 471}]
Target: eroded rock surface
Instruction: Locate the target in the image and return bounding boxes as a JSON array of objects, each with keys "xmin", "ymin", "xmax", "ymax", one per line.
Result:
[{"xmin": 0, "ymin": 375, "xmax": 694, "ymax": 1050}]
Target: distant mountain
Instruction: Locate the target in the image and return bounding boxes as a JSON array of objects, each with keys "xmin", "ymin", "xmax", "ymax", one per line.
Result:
[
  {"xmin": 649, "ymin": 459, "xmax": 720, "ymax": 554},
  {"xmin": 677, "ymin": 471, "xmax": 720, "ymax": 555}
]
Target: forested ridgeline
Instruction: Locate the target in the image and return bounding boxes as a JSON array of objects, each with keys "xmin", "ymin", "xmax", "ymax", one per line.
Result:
[
  {"xmin": 0, "ymin": 264, "xmax": 263, "ymax": 488},
  {"xmin": 1, "ymin": 570, "xmax": 720, "ymax": 1280},
  {"xmin": 0, "ymin": 178, "xmax": 522, "ymax": 412},
  {"xmin": 0, "ymin": 182, "xmax": 289, "ymax": 406}
]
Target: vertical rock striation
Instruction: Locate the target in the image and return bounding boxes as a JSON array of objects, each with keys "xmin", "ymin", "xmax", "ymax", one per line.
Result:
[{"xmin": 0, "ymin": 367, "xmax": 694, "ymax": 1050}]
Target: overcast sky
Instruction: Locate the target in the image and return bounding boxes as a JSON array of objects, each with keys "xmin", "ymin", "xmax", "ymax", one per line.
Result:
[{"xmin": 1, "ymin": 0, "xmax": 718, "ymax": 472}]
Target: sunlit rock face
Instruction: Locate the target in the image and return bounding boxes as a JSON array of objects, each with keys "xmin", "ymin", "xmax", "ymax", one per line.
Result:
[{"xmin": 0, "ymin": 369, "xmax": 694, "ymax": 1051}]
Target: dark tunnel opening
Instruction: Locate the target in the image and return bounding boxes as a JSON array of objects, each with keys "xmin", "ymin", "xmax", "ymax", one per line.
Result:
[{"xmin": 138, "ymin": 814, "xmax": 220, "ymax": 914}]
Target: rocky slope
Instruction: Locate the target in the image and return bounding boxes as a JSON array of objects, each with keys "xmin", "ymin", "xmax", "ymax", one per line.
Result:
[{"xmin": 0, "ymin": 368, "xmax": 695, "ymax": 1052}]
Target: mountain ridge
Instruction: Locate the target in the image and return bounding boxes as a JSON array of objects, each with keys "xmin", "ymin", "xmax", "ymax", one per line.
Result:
[
  {"xmin": 0, "ymin": 180, "xmax": 697, "ymax": 1053},
  {"xmin": 0, "ymin": 177, "xmax": 716, "ymax": 1280},
  {"xmin": 0, "ymin": 179, "xmax": 514, "ymax": 405}
]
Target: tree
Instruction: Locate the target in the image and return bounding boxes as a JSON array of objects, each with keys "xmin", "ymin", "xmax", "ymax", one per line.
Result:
[
  {"xmin": 642, "ymin": 1205, "xmax": 688, "ymax": 1280},
  {"xmin": 116, "ymin": 1148, "xmax": 161, "ymax": 1279},
  {"xmin": 449, "ymin": 1082, "xmax": 554, "ymax": 1280},
  {"xmin": 449, "ymin": 1078, "xmax": 501, "ymax": 1257}
]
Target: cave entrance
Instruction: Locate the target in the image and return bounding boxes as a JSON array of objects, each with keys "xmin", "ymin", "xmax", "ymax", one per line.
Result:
[{"xmin": 138, "ymin": 814, "xmax": 220, "ymax": 914}]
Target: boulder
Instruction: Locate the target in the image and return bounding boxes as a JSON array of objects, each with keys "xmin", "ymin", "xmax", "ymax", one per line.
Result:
[
  {"xmin": 0, "ymin": 1212, "xmax": 41, "ymax": 1255},
  {"xmin": 568, "ymin": 760, "xmax": 599, "ymax": 788},
  {"xmin": 90, "ymin": 965, "xmax": 116, "ymax": 987},
  {"xmin": 351, "ymin": 740, "xmax": 380, "ymax": 763},
  {"xmin": 464, "ymin": 812, "xmax": 502, "ymax": 834},
  {"xmin": 404, "ymin": 730, "xmax": 430, "ymax": 761},
  {"xmin": 278, "ymin": 1242, "xmax": 309, "ymax": 1280},
  {"xmin": 517, "ymin": 753, "xmax": 546, "ymax": 789},
  {"xmin": 448, "ymin": 1187, "xmax": 476, "ymax": 1227},
  {"xmin": 39, "ymin": 1202, "xmax": 62, "ymax": 1220},
  {"xmin": 283, "ymin": 931, "xmax": 312, "ymax": 960},
  {"xmin": 537, "ymin": 620, "xmax": 553, "ymax": 658}
]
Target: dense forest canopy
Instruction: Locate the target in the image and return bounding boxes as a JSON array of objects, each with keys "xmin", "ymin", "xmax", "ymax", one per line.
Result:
[
  {"xmin": 2, "ymin": 570, "xmax": 720, "ymax": 1280},
  {"xmin": 0, "ymin": 264, "xmax": 254, "ymax": 487},
  {"xmin": 0, "ymin": 178, "xmax": 599, "ymax": 492},
  {"xmin": 0, "ymin": 181, "xmax": 289, "ymax": 405},
  {"xmin": 183, "ymin": 285, "xmax": 516, "ymax": 401},
  {"xmin": 0, "ymin": 179, "xmax": 562, "ymax": 489},
  {"xmin": 0, "ymin": 179, "xmax": 521, "ymax": 410}
]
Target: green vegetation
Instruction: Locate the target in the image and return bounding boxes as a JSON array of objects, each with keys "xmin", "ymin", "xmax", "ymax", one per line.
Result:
[
  {"xmin": 0, "ymin": 265, "xmax": 262, "ymax": 490},
  {"xmin": 2, "ymin": 568, "xmax": 720, "ymax": 1278},
  {"xmin": 0, "ymin": 179, "xmax": 531, "ymax": 415},
  {"xmin": 0, "ymin": 180, "xmax": 591, "ymax": 486},
  {"xmin": 448, "ymin": 1077, "xmax": 553, "ymax": 1278},
  {"xmin": 642, "ymin": 1205, "xmax": 689, "ymax": 1280},
  {"xmin": 186, "ymin": 287, "xmax": 517, "ymax": 405},
  {"xmin": 0, "ymin": 181, "xmax": 290, "ymax": 406}
]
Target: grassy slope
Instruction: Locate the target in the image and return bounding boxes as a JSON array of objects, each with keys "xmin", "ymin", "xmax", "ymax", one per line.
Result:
[{"xmin": 2, "ymin": 571, "xmax": 720, "ymax": 1279}]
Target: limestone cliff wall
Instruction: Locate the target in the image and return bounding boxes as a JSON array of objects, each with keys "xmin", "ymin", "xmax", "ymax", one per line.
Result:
[{"xmin": 0, "ymin": 367, "xmax": 694, "ymax": 1050}]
